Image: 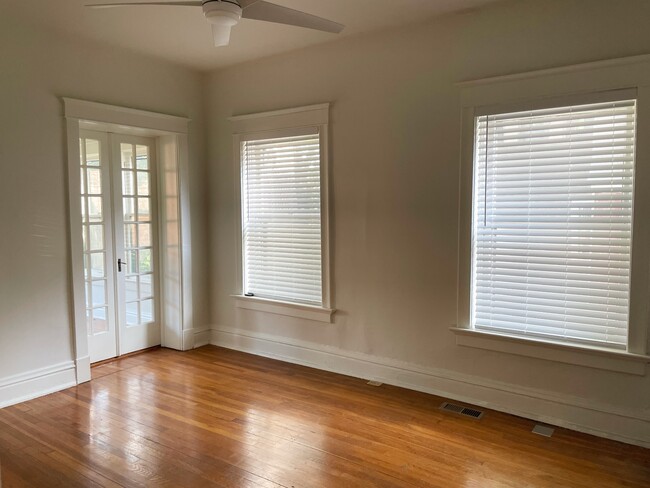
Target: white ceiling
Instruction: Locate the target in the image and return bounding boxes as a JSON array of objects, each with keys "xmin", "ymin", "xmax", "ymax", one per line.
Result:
[{"xmin": 4, "ymin": 0, "xmax": 504, "ymax": 72}]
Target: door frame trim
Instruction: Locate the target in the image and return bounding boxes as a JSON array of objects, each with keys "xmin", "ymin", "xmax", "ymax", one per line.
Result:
[{"xmin": 63, "ymin": 98, "xmax": 193, "ymax": 384}]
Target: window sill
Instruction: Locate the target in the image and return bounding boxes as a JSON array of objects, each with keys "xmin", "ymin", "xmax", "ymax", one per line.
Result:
[
  {"xmin": 232, "ymin": 295, "xmax": 335, "ymax": 323},
  {"xmin": 450, "ymin": 327, "xmax": 650, "ymax": 375}
]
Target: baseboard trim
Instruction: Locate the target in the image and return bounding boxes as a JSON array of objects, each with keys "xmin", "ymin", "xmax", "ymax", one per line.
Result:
[
  {"xmin": 75, "ymin": 355, "xmax": 91, "ymax": 384},
  {"xmin": 0, "ymin": 361, "xmax": 77, "ymax": 409},
  {"xmin": 194, "ymin": 329, "xmax": 211, "ymax": 348},
  {"xmin": 210, "ymin": 327, "xmax": 650, "ymax": 448},
  {"xmin": 182, "ymin": 328, "xmax": 195, "ymax": 351}
]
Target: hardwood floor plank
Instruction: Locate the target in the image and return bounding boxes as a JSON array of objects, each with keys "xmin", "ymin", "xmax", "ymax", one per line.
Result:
[{"xmin": 0, "ymin": 346, "xmax": 648, "ymax": 487}]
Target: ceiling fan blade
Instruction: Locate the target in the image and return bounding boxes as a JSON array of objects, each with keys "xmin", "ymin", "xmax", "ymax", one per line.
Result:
[
  {"xmin": 86, "ymin": 2, "xmax": 202, "ymax": 8},
  {"xmin": 242, "ymin": 1, "xmax": 344, "ymax": 34},
  {"xmin": 239, "ymin": 0, "xmax": 263, "ymax": 7},
  {"xmin": 212, "ymin": 23, "xmax": 232, "ymax": 47}
]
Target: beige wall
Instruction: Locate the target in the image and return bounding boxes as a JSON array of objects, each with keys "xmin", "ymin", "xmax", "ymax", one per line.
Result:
[
  {"xmin": 0, "ymin": 16, "xmax": 209, "ymax": 379},
  {"xmin": 205, "ymin": 0, "xmax": 650, "ymax": 440}
]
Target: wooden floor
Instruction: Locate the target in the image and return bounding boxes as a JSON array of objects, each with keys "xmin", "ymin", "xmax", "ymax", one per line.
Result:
[{"xmin": 0, "ymin": 347, "xmax": 648, "ymax": 487}]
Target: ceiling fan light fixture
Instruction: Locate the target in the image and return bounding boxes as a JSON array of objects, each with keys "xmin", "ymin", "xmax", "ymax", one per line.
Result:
[
  {"xmin": 203, "ymin": 1, "xmax": 242, "ymax": 46},
  {"xmin": 211, "ymin": 24, "xmax": 233, "ymax": 46},
  {"xmin": 203, "ymin": 1, "xmax": 242, "ymax": 26}
]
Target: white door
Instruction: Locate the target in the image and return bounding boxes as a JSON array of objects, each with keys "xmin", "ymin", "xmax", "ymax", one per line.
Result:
[
  {"xmin": 79, "ymin": 131, "xmax": 119, "ymax": 363},
  {"xmin": 79, "ymin": 130, "xmax": 161, "ymax": 363},
  {"xmin": 111, "ymin": 135, "xmax": 161, "ymax": 356}
]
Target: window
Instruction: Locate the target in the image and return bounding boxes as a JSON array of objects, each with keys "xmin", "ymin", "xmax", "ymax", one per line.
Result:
[
  {"xmin": 231, "ymin": 103, "xmax": 332, "ymax": 318},
  {"xmin": 241, "ymin": 131, "xmax": 323, "ymax": 305},
  {"xmin": 471, "ymin": 99, "xmax": 637, "ymax": 350},
  {"xmin": 456, "ymin": 58, "xmax": 650, "ymax": 372}
]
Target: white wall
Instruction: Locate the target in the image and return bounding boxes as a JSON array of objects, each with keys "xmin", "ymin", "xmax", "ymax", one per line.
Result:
[
  {"xmin": 0, "ymin": 16, "xmax": 209, "ymax": 386},
  {"xmin": 205, "ymin": 0, "xmax": 650, "ymax": 445}
]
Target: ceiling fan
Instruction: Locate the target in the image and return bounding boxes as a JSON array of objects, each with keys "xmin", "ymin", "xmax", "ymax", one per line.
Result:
[{"xmin": 86, "ymin": 0, "xmax": 345, "ymax": 47}]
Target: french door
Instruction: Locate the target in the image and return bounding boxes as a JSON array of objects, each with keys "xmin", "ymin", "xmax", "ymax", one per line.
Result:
[{"xmin": 79, "ymin": 130, "xmax": 161, "ymax": 363}]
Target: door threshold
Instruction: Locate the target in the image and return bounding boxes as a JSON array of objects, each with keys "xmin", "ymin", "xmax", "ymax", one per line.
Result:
[{"xmin": 91, "ymin": 345, "xmax": 161, "ymax": 368}]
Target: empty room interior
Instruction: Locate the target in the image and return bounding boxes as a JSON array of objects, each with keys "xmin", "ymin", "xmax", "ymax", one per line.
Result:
[{"xmin": 2, "ymin": 0, "xmax": 650, "ymax": 486}]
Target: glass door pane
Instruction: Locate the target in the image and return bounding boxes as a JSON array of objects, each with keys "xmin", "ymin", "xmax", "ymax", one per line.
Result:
[
  {"xmin": 120, "ymin": 143, "xmax": 156, "ymax": 326},
  {"xmin": 79, "ymin": 131, "xmax": 118, "ymax": 363},
  {"xmin": 113, "ymin": 137, "xmax": 161, "ymax": 355}
]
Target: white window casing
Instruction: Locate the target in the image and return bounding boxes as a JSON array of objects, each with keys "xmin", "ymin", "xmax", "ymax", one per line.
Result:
[
  {"xmin": 231, "ymin": 104, "xmax": 334, "ymax": 322},
  {"xmin": 455, "ymin": 56, "xmax": 650, "ymax": 374}
]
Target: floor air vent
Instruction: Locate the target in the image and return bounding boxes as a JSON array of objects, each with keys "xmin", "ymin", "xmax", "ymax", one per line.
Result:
[
  {"xmin": 440, "ymin": 402, "xmax": 484, "ymax": 419},
  {"xmin": 532, "ymin": 424, "xmax": 555, "ymax": 437}
]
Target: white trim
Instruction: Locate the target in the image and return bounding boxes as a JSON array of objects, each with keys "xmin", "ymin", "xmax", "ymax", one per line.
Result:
[
  {"xmin": 232, "ymin": 295, "xmax": 335, "ymax": 323},
  {"xmin": 157, "ymin": 134, "xmax": 194, "ymax": 351},
  {"xmin": 65, "ymin": 118, "xmax": 91, "ymax": 381},
  {"xmin": 459, "ymin": 55, "xmax": 650, "ymax": 110},
  {"xmin": 230, "ymin": 103, "xmax": 330, "ymax": 134},
  {"xmin": 457, "ymin": 55, "xmax": 650, "ymax": 358},
  {"xmin": 473, "ymin": 87, "xmax": 638, "ymax": 117},
  {"xmin": 65, "ymin": 99, "xmax": 194, "ymax": 384},
  {"xmin": 237, "ymin": 126, "xmax": 319, "ymax": 142},
  {"xmin": 182, "ymin": 328, "xmax": 196, "ymax": 351},
  {"xmin": 209, "ymin": 327, "xmax": 650, "ymax": 448},
  {"xmin": 628, "ymin": 85, "xmax": 650, "ymax": 355},
  {"xmin": 451, "ymin": 328, "xmax": 649, "ymax": 375},
  {"xmin": 458, "ymin": 54, "xmax": 650, "ymax": 88},
  {"xmin": 177, "ymin": 133, "xmax": 195, "ymax": 350},
  {"xmin": 63, "ymin": 98, "xmax": 190, "ymax": 134},
  {"xmin": 230, "ymin": 103, "xmax": 330, "ymax": 121},
  {"xmin": 194, "ymin": 329, "xmax": 212, "ymax": 348},
  {"xmin": 232, "ymin": 103, "xmax": 333, "ymax": 311},
  {"xmin": 75, "ymin": 356, "xmax": 91, "ymax": 384},
  {"xmin": 0, "ymin": 361, "xmax": 76, "ymax": 409},
  {"xmin": 320, "ymin": 124, "xmax": 332, "ymax": 309}
]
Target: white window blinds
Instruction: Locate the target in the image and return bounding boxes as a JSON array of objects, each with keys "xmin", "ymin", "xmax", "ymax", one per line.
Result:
[
  {"xmin": 472, "ymin": 100, "xmax": 637, "ymax": 349},
  {"xmin": 242, "ymin": 132, "xmax": 323, "ymax": 305}
]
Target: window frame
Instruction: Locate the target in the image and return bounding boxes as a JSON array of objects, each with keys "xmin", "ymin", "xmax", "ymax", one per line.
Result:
[
  {"xmin": 230, "ymin": 104, "xmax": 334, "ymax": 322},
  {"xmin": 471, "ymin": 93, "xmax": 637, "ymax": 350},
  {"xmin": 455, "ymin": 56, "xmax": 650, "ymax": 373}
]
